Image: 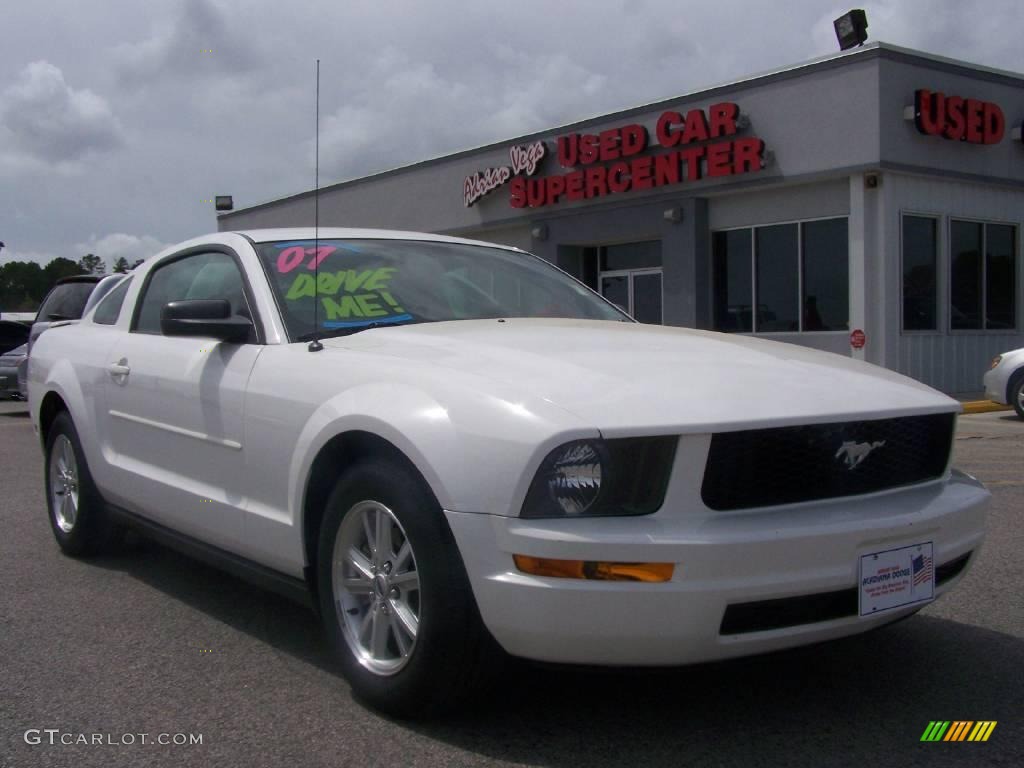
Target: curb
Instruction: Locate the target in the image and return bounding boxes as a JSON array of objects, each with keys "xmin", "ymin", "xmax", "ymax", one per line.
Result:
[{"xmin": 961, "ymin": 400, "xmax": 1012, "ymax": 415}]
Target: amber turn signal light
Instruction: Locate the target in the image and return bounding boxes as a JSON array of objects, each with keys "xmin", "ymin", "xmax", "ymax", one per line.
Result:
[{"xmin": 513, "ymin": 555, "xmax": 674, "ymax": 582}]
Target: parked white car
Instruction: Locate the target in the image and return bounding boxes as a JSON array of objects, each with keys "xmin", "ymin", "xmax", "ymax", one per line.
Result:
[
  {"xmin": 984, "ymin": 347, "xmax": 1024, "ymax": 419},
  {"xmin": 28, "ymin": 229, "xmax": 989, "ymax": 716}
]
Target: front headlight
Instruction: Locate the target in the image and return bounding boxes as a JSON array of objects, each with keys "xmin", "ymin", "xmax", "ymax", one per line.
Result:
[
  {"xmin": 521, "ymin": 436, "xmax": 677, "ymax": 518},
  {"xmin": 990, "ymin": 355, "xmax": 1002, "ymax": 370}
]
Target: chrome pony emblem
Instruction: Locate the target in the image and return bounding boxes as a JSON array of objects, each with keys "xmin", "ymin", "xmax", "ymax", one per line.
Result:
[{"xmin": 834, "ymin": 440, "xmax": 886, "ymax": 469}]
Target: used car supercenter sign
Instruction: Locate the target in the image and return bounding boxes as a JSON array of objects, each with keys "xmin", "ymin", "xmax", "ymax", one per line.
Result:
[{"xmin": 463, "ymin": 102, "xmax": 766, "ymax": 208}]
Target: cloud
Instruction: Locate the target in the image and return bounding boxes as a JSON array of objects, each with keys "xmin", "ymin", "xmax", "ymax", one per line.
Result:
[
  {"xmin": 316, "ymin": 47, "xmax": 612, "ymax": 181},
  {"xmin": 112, "ymin": 0, "xmax": 258, "ymax": 86},
  {"xmin": 74, "ymin": 233, "xmax": 172, "ymax": 267},
  {"xmin": 0, "ymin": 61, "xmax": 124, "ymax": 172}
]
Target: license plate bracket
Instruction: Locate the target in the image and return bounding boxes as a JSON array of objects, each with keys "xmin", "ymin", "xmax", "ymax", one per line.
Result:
[{"xmin": 859, "ymin": 542, "xmax": 935, "ymax": 616}]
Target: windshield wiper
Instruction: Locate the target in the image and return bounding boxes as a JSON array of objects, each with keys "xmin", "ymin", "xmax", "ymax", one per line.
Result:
[{"xmin": 296, "ymin": 320, "xmax": 412, "ymax": 342}]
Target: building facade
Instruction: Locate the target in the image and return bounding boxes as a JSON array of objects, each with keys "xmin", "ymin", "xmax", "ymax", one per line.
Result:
[{"xmin": 219, "ymin": 43, "xmax": 1024, "ymax": 394}]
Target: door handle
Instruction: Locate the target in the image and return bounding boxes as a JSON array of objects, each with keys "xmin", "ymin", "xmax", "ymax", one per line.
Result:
[{"xmin": 108, "ymin": 358, "xmax": 131, "ymax": 380}]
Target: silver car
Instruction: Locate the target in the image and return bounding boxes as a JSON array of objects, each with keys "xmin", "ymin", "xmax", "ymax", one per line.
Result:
[
  {"xmin": 0, "ymin": 343, "xmax": 27, "ymax": 399},
  {"xmin": 983, "ymin": 347, "xmax": 1024, "ymax": 419}
]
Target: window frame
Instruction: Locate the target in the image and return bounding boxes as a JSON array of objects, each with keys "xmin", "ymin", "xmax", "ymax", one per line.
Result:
[
  {"xmin": 91, "ymin": 276, "xmax": 133, "ymax": 326},
  {"xmin": 711, "ymin": 215, "xmax": 850, "ymax": 335},
  {"xmin": 129, "ymin": 245, "xmax": 265, "ymax": 343},
  {"xmin": 947, "ymin": 216, "xmax": 1020, "ymax": 334}
]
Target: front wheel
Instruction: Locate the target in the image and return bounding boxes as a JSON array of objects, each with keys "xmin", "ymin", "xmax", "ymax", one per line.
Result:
[
  {"xmin": 317, "ymin": 460, "xmax": 501, "ymax": 717},
  {"xmin": 1011, "ymin": 371, "xmax": 1024, "ymax": 419}
]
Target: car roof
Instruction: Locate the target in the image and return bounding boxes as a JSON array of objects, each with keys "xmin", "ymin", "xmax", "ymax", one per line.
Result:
[{"xmin": 235, "ymin": 228, "xmax": 524, "ymax": 252}]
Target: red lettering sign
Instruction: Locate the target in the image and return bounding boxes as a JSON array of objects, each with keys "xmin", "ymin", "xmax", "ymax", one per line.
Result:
[
  {"xmin": 913, "ymin": 89, "xmax": 1005, "ymax": 145},
  {"xmin": 476, "ymin": 102, "xmax": 763, "ymax": 209}
]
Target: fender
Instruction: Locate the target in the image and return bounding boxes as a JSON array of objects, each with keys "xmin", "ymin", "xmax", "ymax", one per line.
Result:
[{"xmin": 284, "ymin": 378, "xmax": 598, "ymax": 568}]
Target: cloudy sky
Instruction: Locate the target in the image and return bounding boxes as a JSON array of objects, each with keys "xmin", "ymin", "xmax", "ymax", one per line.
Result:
[{"xmin": 1, "ymin": 0, "xmax": 1020, "ymax": 269}]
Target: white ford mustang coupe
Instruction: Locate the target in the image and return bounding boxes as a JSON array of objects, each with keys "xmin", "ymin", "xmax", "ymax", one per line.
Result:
[{"xmin": 29, "ymin": 228, "xmax": 988, "ymax": 715}]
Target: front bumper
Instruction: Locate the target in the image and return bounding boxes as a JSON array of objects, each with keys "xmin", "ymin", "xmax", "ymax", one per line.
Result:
[
  {"xmin": 445, "ymin": 470, "xmax": 988, "ymax": 666},
  {"xmin": 982, "ymin": 367, "xmax": 1006, "ymax": 404}
]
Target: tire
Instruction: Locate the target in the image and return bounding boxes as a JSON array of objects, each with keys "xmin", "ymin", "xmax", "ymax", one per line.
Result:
[
  {"xmin": 317, "ymin": 459, "xmax": 501, "ymax": 717},
  {"xmin": 1010, "ymin": 371, "xmax": 1024, "ymax": 420},
  {"xmin": 44, "ymin": 411, "xmax": 123, "ymax": 556}
]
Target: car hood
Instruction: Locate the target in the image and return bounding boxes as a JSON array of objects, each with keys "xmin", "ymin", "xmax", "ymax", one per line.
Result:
[{"xmin": 323, "ymin": 319, "xmax": 957, "ymax": 434}]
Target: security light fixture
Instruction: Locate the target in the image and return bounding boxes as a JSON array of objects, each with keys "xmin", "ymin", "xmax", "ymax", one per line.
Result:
[
  {"xmin": 833, "ymin": 9, "xmax": 868, "ymax": 51},
  {"xmin": 663, "ymin": 206, "xmax": 684, "ymax": 223},
  {"xmin": 215, "ymin": 195, "xmax": 234, "ymax": 212},
  {"xmin": 531, "ymin": 223, "xmax": 549, "ymax": 241}
]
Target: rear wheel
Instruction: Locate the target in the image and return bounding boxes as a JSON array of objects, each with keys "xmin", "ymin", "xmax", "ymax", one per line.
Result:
[
  {"xmin": 317, "ymin": 459, "xmax": 500, "ymax": 717},
  {"xmin": 45, "ymin": 411, "xmax": 123, "ymax": 556}
]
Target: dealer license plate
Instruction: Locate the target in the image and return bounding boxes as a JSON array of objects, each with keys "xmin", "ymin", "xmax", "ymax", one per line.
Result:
[{"xmin": 859, "ymin": 542, "xmax": 935, "ymax": 616}]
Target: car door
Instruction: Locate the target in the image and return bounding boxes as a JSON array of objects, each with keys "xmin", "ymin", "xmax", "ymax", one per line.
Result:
[{"xmin": 102, "ymin": 248, "xmax": 263, "ymax": 553}]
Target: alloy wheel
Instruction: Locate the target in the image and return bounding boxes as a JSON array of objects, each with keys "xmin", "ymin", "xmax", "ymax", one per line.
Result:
[
  {"xmin": 332, "ymin": 500, "xmax": 420, "ymax": 675},
  {"xmin": 50, "ymin": 434, "xmax": 79, "ymax": 534}
]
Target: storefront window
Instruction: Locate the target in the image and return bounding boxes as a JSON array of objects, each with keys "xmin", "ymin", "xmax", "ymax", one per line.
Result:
[
  {"xmin": 902, "ymin": 215, "xmax": 938, "ymax": 331},
  {"xmin": 986, "ymin": 224, "xmax": 1017, "ymax": 330},
  {"xmin": 600, "ymin": 241, "xmax": 661, "ymax": 271},
  {"xmin": 712, "ymin": 229, "xmax": 753, "ymax": 332},
  {"xmin": 950, "ymin": 220, "xmax": 1016, "ymax": 331},
  {"xmin": 802, "ymin": 218, "xmax": 849, "ymax": 331},
  {"xmin": 713, "ymin": 218, "xmax": 848, "ymax": 333},
  {"xmin": 756, "ymin": 224, "xmax": 800, "ymax": 332},
  {"xmin": 950, "ymin": 221, "xmax": 983, "ymax": 330}
]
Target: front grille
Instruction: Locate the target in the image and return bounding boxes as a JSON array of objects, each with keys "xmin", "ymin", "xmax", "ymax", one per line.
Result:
[{"xmin": 701, "ymin": 413, "xmax": 955, "ymax": 511}]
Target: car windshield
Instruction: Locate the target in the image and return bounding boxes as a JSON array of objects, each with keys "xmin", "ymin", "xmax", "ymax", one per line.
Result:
[
  {"xmin": 256, "ymin": 238, "xmax": 628, "ymax": 340},
  {"xmin": 36, "ymin": 282, "xmax": 95, "ymax": 321}
]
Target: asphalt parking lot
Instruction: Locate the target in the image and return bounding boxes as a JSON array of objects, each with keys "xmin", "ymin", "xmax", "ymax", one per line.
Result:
[{"xmin": 1, "ymin": 400, "xmax": 1021, "ymax": 768}]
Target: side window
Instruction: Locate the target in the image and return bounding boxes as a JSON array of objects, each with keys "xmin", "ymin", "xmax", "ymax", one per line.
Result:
[
  {"xmin": 93, "ymin": 278, "xmax": 132, "ymax": 325},
  {"xmin": 134, "ymin": 252, "xmax": 251, "ymax": 335}
]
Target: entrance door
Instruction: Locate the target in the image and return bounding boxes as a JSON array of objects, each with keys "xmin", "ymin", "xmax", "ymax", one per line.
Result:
[{"xmin": 596, "ymin": 241, "xmax": 663, "ymax": 323}]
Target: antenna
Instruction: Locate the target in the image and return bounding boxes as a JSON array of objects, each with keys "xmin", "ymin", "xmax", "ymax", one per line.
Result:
[{"xmin": 308, "ymin": 58, "xmax": 324, "ymax": 352}]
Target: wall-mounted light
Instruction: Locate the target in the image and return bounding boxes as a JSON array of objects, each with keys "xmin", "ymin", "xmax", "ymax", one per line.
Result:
[
  {"xmin": 833, "ymin": 9, "xmax": 868, "ymax": 51},
  {"xmin": 864, "ymin": 172, "xmax": 880, "ymax": 189},
  {"xmin": 531, "ymin": 223, "xmax": 549, "ymax": 241},
  {"xmin": 663, "ymin": 206, "xmax": 684, "ymax": 224},
  {"xmin": 1012, "ymin": 125, "xmax": 1022, "ymax": 142},
  {"xmin": 215, "ymin": 195, "xmax": 234, "ymax": 212}
]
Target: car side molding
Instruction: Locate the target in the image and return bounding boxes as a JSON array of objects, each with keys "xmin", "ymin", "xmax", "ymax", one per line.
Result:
[{"xmin": 106, "ymin": 505, "xmax": 316, "ymax": 611}]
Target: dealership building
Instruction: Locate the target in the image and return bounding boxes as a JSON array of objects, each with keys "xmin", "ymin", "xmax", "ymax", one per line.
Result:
[{"xmin": 219, "ymin": 43, "xmax": 1024, "ymax": 394}]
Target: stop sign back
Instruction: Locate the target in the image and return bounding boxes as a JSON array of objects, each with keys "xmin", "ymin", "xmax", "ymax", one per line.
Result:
[{"xmin": 850, "ymin": 329, "xmax": 867, "ymax": 349}]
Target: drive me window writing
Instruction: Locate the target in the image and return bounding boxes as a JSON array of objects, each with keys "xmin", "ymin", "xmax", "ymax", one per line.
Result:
[
  {"xmin": 712, "ymin": 217, "xmax": 849, "ymax": 333},
  {"xmin": 256, "ymin": 239, "xmax": 625, "ymax": 340}
]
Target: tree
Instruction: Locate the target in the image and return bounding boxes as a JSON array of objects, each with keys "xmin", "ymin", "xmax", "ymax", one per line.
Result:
[
  {"xmin": 0, "ymin": 261, "xmax": 45, "ymax": 310},
  {"xmin": 43, "ymin": 257, "xmax": 82, "ymax": 286},
  {"xmin": 112, "ymin": 256, "xmax": 130, "ymax": 274},
  {"xmin": 78, "ymin": 253, "xmax": 106, "ymax": 275}
]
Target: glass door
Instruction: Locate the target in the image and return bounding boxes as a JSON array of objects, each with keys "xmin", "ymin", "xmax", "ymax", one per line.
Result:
[{"xmin": 596, "ymin": 241, "xmax": 663, "ymax": 324}]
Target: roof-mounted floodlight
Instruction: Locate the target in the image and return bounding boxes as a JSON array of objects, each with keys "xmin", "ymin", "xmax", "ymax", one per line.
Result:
[{"xmin": 834, "ymin": 10, "xmax": 868, "ymax": 51}]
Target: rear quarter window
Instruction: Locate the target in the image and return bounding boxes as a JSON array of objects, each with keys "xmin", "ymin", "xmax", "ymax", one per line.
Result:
[{"xmin": 92, "ymin": 278, "xmax": 132, "ymax": 325}]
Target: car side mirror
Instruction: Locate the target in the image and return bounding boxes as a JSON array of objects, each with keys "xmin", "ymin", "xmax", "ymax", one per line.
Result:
[{"xmin": 160, "ymin": 299, "xmax": 252, "ymax": 342}]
